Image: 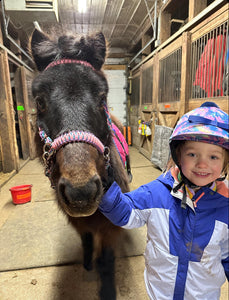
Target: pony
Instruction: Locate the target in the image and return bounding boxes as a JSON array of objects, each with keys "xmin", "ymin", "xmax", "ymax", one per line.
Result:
[{"xmin": 30, "ymin": 29, "xmax": 130, "ymax": 300}]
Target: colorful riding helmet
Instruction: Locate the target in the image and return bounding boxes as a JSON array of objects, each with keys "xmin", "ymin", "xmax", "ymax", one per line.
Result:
[{"xmin": 169, "ymin": 102, "xmax": 229, "ymax": 167}]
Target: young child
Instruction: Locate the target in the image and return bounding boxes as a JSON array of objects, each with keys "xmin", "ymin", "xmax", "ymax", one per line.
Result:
[{"xmin": 99, "ymin": 102, "xmax": 229, "ymax": 300}]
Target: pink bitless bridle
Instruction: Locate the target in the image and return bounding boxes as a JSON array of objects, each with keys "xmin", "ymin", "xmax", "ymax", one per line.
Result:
[
  {"xmin": 40, "ymin": 129, "xmax": 105, "ymax": 155},
  {"xmin": 38, "ymin": 59, "xmax": 111, "ymax": 187}
]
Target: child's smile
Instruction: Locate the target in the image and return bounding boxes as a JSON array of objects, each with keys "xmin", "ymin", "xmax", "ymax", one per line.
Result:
[{"xmin": 179, "ymin": 141, "xmax": 225, "ymax": 187}]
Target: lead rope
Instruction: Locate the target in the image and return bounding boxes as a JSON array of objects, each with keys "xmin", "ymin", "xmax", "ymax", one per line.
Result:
[
  {"xmin": 101, "ymin": 102, "xmax": 115, "ymax": 184},
  {"xmin": 103, "ymin": 101, "xmax": 113, "ymax": 130},
  {"xmin": 103, "ymin": 101, "xmax": 132, "ymax": 181},
  {"xmin": 39, "ymin": 128, "xmax": 58, "ymax": 188}
]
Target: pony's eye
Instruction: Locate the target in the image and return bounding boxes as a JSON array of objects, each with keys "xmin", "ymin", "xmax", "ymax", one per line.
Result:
[{"xmin": 35, "ymin": 96, "xmax": 46, "ymax": 112}]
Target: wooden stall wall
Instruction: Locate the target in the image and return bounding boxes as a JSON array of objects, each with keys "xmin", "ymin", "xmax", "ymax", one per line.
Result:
[
  {"xmin": 138, "ymin": 57, "xmax": 154, "ymax": 159},
  {"xmin": 0, "ymin": 45, "xmax": 19, "ymax": 173},
  {"xmin": 188, "ymin": 3, "xmax": 228, "ymax": 112},
  {"xmin": 157, "ymin": 36, "xmax": 183, "ymax": 128},
  {"xmin": 0, "ymin": 22, "xmax": 36, "ymax": 175},
  {"xmin": 129, "ymin": 70, "xmax": 141, "ymax": 148},
  {"xmin": 129, "ymin": 0, "xmax": 228, "ymax": 162},
  {"xmin": 14, "ymin": 67, "xmax": 37, "ymax": 160}
]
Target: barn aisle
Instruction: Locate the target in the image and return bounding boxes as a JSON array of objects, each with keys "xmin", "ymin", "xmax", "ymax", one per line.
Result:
[{"xmin": 0, "ymin": 147, "xmax": 228, "ymax": 300}]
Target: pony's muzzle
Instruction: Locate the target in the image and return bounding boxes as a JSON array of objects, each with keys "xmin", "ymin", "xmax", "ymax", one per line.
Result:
[{"xmin": 58, "ymin": 175, "xmax": 102, "ymax": 209}]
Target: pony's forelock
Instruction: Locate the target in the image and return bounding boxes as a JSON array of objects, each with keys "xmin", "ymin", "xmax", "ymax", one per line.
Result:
[{"xmin": 31, "ymin": 28, "xmax": 107, "ymax": 71}]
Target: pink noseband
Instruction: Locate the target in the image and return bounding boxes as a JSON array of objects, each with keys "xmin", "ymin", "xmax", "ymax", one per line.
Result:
[{"xmin": 39, "ymin": 128, "xmax": 105, "ymax": 155}]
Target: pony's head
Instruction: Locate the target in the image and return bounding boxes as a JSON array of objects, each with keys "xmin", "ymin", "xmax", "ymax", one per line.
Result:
[{"xmin": 31, "ymin": 29, "xmax": 112, "ymax": 217}]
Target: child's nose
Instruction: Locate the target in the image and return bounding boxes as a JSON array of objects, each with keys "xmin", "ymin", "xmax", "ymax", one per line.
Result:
[{"xmin": 196, "ymin": 157, "xmax": 208, "ymax": 168}]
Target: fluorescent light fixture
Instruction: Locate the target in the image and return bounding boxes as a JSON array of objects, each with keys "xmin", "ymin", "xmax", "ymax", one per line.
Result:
[{"xmin": 78, "ymin": 0, "xmax": 87, "ymax": 13}]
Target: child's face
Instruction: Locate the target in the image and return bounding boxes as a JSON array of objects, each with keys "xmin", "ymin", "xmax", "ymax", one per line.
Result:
[{"xmin": 179, "ymin": 141, "xmax": 225, "ymax": 187}]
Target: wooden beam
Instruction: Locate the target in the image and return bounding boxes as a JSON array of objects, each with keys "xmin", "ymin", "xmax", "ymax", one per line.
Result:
[
  {"xmin": 142, "ymin": 33, "xmax": 151, "ymax": 57},
  {"xmin": 21, "ymin": 67, "xmax": 38, "ymax": 159},
  {"xmin": 180, "ymin": 31, "xmax": 191, "ymax": 116},
  {"xmin": 0, "ymin": 50, "xmax": 19, "ymax": 172},
  {"xmin": 187, "ymin": 98, "xmax": 229, "ymax": 113},
  {"xmin": 14, "ymin": 68, "xmax": 30, "ymax": 160},
  {"xmin": 103, "ymin": 65, "xmax": 126, "ymax": 70},
  {"xmin": 189, "ymin": 0, "xmax": 207, "ymax": 21},
  {"xmin": 170, "ymin": 111, "xmax": 179, "ymax": 128},
  {"xmin": 159, "ymin": 11, "xmax": 171, "ymax": 44},
  {"xmin": 132, "ymin": 0, "xmax": 226, "ymax": 72},
  {"xmin": 158, "ymin": 112, "xmax": 166, "ymax": 126}
]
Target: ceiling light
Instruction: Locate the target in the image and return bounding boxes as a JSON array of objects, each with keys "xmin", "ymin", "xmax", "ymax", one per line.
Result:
[{"xmin": 78, "ymin": 0, "xmax": 87, "ymax": 13}]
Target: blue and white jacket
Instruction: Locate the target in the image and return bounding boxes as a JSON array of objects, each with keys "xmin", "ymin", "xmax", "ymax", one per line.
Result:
[{"xmin": 99, "ymin": 167, "xmax": 229, "ymax": 300}]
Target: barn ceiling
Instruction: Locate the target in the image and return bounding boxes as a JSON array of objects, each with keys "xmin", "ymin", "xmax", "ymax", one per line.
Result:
[
  {"xmin": 57, "ymin": 0, "xmax": 160, "ymax": 54},
  {"xmin": 0, "ymin": 0, "xmax": 163, "ymax": 61}
]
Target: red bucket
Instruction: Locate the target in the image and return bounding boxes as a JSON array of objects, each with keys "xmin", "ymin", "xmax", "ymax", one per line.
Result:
[{"xmin": 9, "ymin": 184, "xmax": 32, "ymax": 204}]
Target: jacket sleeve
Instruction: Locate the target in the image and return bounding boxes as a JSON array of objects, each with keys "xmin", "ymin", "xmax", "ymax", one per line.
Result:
[{"xmin": 99, "ymin": 181, "xmax": 154, "ymax": 228}]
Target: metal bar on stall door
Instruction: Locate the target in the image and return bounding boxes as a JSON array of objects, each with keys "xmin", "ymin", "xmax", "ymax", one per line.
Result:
[
  {"xmin": 168, "ymin": 54, "xmax": 171, "ymax": 102},
  {"xmin": 226, "ymin": 22, "xmax": 229, "ymax": 96},
  {"xmin": 196, "ymin": 39, "xmax": 200, "ymax": 98},
  {"xmin": 174, "ymin": 51, "xmax": 177, "ymax": 101},
  {"xmin": 215, "ymin": 26, "xmax": 220, "ymax": 96},
  {"xmin": 192, "ymin": 40, "xmax": 197, "ymax": 99},
  {"xmin": 219, "ymin": 23, "xmax": 226, "ymax": 95},
  {"xmin": 196, "ymin": 39, "xmax": 201, "ymax": 98},
  {"xmin": 170, "ymin": 52, "xmax": 172, "ymax": 101},
  {"xmin": 202, "ymin": 34, "xmax": 207, "ymax": 99},
  {"xmin": 170, "ymin": 53, "xmax": 172, "ymax": 101},
  {"xmin": 162, "ymin": 59, "xmax": 165, "ymax": 103},
  {"xmin": 161, "ymin": 59, "xmax": 164, "ymax": 102},
  {"xmin": 175, "ymin": 50, "xmax": 177, "ymax": 101},
  {"xmin": 159, "ymin": 61, "xmax": 161, "ymax": 103},
  {"xmin": 191, "ymin": 41, "xmax": 194, "ymax": 98},
  {"xmin": 179, "ymin": 48, "xmax": 181, "ymax": 100},
  {"xmin": 213, "ymin": 27, "xmax": 217, "ymax": 97},
  {"xmin": 176, "ymin": 50, "xmax": 178, "ymax": 101},
  {"xmin": 209, "ymin": 29, "xmax": 213, "ymax": 97}
]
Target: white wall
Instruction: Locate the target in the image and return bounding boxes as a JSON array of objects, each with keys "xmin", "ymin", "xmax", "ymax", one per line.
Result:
[{"xmin": 104, "ymin": 69, "xmax": 127, "ymax": 126}]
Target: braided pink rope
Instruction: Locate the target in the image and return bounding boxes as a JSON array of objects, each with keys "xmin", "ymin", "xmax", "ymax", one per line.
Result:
[
  {"xmin": 51, "ymin": 130, "xmax": 105, "ymax": 154},
  {"xmin": 45, "ymin": 59, "xmax": 95, "ymax": 71},
  {"xmin": 103, "ymin": 101, "xmax": 113, "ymax": 131}
]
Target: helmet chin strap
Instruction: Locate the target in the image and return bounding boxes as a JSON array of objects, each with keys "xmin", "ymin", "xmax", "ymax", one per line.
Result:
[
  {"xmin": 173, "ymin": 167, "xmax": 227, "ymax": 209},
  {"xmin": 173, "ymin": 168, "xmax": 205, "ymax": 192}
]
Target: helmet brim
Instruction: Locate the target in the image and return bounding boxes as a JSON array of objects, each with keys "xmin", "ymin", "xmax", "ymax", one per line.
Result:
[{"xmin": 170, "ymin": 124, "xmax": 229, "ymax": 150}]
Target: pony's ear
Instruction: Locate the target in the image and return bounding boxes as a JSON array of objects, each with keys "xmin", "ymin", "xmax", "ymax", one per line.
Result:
[
  {"xmin": 31, "ymin": 29, "xmax": 57, "ymax": 71},
  {"xmin": 84, "ymin": 32, "xmax": 106, "ymax": 70}
]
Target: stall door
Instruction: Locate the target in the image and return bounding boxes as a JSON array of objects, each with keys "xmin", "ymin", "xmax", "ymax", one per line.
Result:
[
  {"xmin": 15, "ymin": 68, "xmax": 30, "ymax": 160},
  {"xmin": 14, "ymin": 67, "xmax": 38, "ymax": 160}
]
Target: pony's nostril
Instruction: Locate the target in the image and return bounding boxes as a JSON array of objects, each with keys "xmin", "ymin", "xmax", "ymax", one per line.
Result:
[
  {"xmin": 58, "ymin": 178, "xmax": 81, "ymax": 206},
  {"xmin": 58, "ymin": 176, "xmax": 102, "ymax": 206},
  {"xmin": 58, "ymin": 178, "xmax": 70, "ymax": 205}
]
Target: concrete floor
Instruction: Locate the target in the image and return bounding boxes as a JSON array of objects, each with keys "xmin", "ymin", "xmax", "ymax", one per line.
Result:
[{"xmin": 0, "ymin": 146, "xmax": 228, "ymax": 300}]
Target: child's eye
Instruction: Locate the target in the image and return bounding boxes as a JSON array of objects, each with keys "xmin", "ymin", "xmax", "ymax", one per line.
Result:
[
  {"xmin": 187, "ymin": 153, "xmax": 195, "ymax": 157},
  {"xmin": 210, "ymin": 155, "xmax": 218, "ymax": 160}
]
